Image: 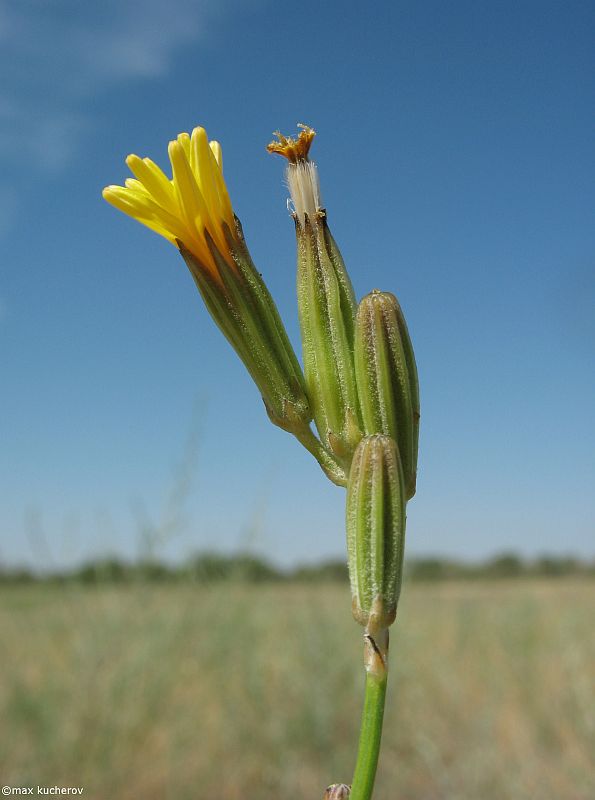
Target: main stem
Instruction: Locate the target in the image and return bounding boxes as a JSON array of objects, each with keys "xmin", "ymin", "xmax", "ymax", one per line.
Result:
[{"xmin": 349, "ymin": 630, "xmax": 389, "ymax": 800}]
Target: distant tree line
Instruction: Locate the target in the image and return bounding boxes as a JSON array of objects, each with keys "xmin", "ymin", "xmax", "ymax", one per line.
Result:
[{"xmin": 0, "ymin": 551, "xmax": 594, "ymax": 585}]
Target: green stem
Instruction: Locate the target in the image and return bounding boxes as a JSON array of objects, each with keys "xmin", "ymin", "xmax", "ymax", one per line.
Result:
[{"xmin": 349, "ymin": 634, "xmax": 389, "ymax": 800}]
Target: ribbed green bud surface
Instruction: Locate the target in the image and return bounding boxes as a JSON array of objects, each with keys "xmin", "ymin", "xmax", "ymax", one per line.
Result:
[
  {"xmin": 354, "ymin": 290, "xmax": 420, "ymax": 499},
  {"xmin": 179, "ymin": 219, "xmax": 311, "ymax": 433},
  {"xmin": 295, "ymin": 216, "xmax": 362, "ymax": 465},
  {"xmin": 346, "ymin": 434, "xmax": 406, "ymax": 628}
]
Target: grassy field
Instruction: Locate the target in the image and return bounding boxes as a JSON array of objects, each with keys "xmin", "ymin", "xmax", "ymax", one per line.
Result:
[{"xmin": 1, "ymin": 580, "xmax": 593, "ymax": 800}]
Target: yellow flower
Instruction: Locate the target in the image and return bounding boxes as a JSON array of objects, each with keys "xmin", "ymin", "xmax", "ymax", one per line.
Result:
[{"xmin": 103, "ymin": 127, "xmax": 236, "ymax": 276}]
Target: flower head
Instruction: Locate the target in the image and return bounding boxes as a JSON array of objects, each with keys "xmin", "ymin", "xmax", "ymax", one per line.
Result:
[
  {"xmin": 103, "ymin": 124, "xmax": 313, "ymax": 437},
  {"xmin": 103, "ymin": 127, "xmax": 235, "ymax": 277}
]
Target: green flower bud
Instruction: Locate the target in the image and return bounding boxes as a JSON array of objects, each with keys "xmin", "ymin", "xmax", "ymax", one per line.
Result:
[
  {"xmin": 323, "ymin": 785, "xmax": 351, "ymax": 800},
  {"xmin": 346, "ymin": 435, "xmax": 406, "ymax": 630},
  {"xmin": 179, "ymin": 216, "xmax": 311, "ymax": 433},
  {"xmin": 354, "ymin": 290, "xmax": 420, "ymax": 500},
  {"xmin": 295, "ymin": 216, "xmax": 362, "ymax": 458},
  {"xmin": 268, "ymin": 126, "xmax": 362, "ymax": 465}
]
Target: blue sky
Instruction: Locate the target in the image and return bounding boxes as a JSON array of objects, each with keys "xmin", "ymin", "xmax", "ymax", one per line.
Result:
[{"xmin": 1, "ymin": 0, "xmax": 593, "ymax": 569}]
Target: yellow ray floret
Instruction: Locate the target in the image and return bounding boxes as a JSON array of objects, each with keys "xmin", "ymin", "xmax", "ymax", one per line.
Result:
[{"xmin": 103, "ymin": 127, "xmax": 236, "ymax": 276}]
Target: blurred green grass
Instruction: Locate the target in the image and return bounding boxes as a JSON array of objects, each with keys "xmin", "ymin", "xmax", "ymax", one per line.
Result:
[{"xmin": 1, "ymin": 580, "xmax": 593, "ymax": 799}]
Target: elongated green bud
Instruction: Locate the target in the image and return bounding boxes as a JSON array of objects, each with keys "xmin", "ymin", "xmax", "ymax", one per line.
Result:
[
  {"xmin": 295, "ymin": 216, "xmax": 362, "ymax": 457},
  {"xmin": 346, "ymin": 435, "xmax": 406, "ymax": 630},
  {"xmin": 179, "ymin": 217, "xmax": 311, "ymax": 433},
  {"xmin": 268, "ymin": 125, "xmax": 362, "ymax": 465},
  {"xmin": 354, "ymin": 290, "xmax": 420, "ymax": 499}
]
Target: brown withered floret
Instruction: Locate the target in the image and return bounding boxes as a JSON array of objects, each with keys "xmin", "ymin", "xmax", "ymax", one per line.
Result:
[{"xmin": 267, "ymin": 123, "xmax": 315, "ymax": 163}]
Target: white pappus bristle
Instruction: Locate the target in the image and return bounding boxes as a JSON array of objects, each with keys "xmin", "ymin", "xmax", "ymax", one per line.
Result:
[{"xmin": 286, "ymin": 160, "xmax": 321, "ymax": 223}]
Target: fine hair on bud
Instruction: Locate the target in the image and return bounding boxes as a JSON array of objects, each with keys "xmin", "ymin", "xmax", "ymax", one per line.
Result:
[{"xmin": 346, "ymin": 434, "xmax": 406, "ymax": 629}]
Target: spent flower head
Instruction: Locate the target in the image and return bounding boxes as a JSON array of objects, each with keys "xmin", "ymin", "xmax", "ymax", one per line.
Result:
[{"xmin": 269, "ymin": 124, "xmax": 362, "ymax": 466}]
